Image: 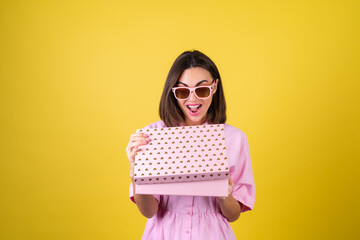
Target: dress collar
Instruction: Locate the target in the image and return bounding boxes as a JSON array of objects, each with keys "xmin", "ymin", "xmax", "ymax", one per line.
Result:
[{"xmin": 179, "ymin": 121, "xmax": 209, "ymax": 127}]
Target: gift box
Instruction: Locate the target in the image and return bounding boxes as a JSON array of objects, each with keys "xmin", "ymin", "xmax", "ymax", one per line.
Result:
[
  {"xmin": 135, "ymin": 178, "xmax": 229, "ymax": 197},
  {"xmin": 134, "ymin": 124, "xmax": 229, "ymax": 185}
]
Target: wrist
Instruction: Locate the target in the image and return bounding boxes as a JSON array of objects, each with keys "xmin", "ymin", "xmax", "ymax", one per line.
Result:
[{"xmin": 217, "ymin": 194, "xmax": 229, "ymax": 201}]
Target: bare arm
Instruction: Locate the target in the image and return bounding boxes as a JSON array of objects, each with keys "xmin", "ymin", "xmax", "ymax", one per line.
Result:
[
  {"xmin": 127, "ymin": 133, "xmax": 159, "ymax": 218},
  {"xmin": 217, "ymin": 177, "xmax": 241, "ymax": 222},
  {"xmin": 131, "ymin": 178, "xmax": 159, "ymax": 218}
]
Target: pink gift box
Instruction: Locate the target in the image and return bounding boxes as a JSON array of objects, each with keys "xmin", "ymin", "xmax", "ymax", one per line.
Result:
[{"xmin": 133, "ymin": 124, "xmax": 229, "ymax": 196}]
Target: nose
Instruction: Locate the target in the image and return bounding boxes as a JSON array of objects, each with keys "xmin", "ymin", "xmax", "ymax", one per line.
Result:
[{"xmin": 188, "ymin": 90, "xmax": 197, "ymax": 101}]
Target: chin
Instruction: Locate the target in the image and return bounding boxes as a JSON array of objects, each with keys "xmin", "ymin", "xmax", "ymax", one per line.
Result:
[{"xmin": 185, "ymin": 114, "xmax": 206, "ymax": 125}]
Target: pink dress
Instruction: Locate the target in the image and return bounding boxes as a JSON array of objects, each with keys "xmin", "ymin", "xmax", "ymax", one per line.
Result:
[{"xmin": 129, "ymin": 121, "xmax": 255, "ymax": 240}]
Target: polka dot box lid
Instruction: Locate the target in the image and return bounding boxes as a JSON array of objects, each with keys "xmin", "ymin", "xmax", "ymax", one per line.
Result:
[{"xmin": 134, "ymin": 124, "xmax": 229, "ymax": 185}]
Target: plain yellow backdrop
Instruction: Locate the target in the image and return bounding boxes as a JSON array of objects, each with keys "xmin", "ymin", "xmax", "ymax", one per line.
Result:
[{"xmin": 0, "ymin": 0, "xmax": 359, "ymax": 239}]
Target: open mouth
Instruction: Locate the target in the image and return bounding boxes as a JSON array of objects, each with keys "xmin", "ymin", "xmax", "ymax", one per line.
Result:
[{"xmin": 186, "ymin": 104, "xmax": 202, "ymax": 116}]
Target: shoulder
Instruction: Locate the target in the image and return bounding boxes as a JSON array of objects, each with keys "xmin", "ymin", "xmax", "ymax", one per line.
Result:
[
  {"xmin": 224, "ymin": 123, "xmax": 248, "ymax": 142},
  {"xmin": 142, "ymin": 120, "xmax": 166, "ymax": 129},
  {"xmin": 223, "ymin": 123, "xmax": 251, "ymax": 170}
]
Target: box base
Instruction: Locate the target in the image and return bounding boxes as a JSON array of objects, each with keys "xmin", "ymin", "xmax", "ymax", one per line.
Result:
[{"xmin": 135, "ymin": 178, "xmax": 228, "ymax": 197}]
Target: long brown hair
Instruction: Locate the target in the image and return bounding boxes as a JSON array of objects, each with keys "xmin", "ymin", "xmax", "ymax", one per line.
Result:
[{"xmin": 159, "ymin": 50, "xmax": 226, "ymax": 127}]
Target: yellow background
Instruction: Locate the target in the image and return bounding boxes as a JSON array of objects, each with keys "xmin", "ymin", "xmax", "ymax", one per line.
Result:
[{"xmin": 1, "ymin": 0, "xmax": 359, "ymax": 239}]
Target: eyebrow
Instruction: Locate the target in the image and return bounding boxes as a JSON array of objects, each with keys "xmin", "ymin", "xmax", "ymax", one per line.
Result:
[{"xmin": 178, "ymin": 80, "xmax": 208, "ymax": 87}]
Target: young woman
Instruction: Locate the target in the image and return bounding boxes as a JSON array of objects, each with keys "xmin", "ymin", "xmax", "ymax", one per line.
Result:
[{"xmin": 126, "ymin": 50, "xmax": 255, "ymax": 240}]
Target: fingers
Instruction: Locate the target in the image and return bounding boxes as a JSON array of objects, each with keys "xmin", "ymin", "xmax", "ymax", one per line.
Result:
[
  {"xmin": 228, "ymin": 177, "xmax": 234, "ymax": 196},
  {"xmin": 229, "ymin": 177, "xmax": 234, "ymax": 187},
  {"xmin": 129, "ymin": 145, "xmax": 138, "ymax": 161},
  {"xmin": 127, "ymin": 139, "xmax": 150, "ymax": 151},
  {"xmin": 127, "ymin": 145, "xmax": 139, "ymax": 166},
  {"xmin": 129, "ymin": 146, "xmax": 138, "ymax": 178},
  {"xmin": 126, "ymin": 132, "xmax": 151, "ymax": 153},
  {"xmin": 130, "ymin": 133, "xmax": 150, "ymax": 142}
]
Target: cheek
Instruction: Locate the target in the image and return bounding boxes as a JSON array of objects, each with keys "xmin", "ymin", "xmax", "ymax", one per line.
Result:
[
  {"xmin": 203, "ymin": 98, "xmax": 213, "ymax": 109},
  {"xmin": 177, "ymin": 100, "xmax": 184, "ymax": 107},
  {"xmin": 177, "ymin": 100, "xmax": 187, "ymax": 111}
]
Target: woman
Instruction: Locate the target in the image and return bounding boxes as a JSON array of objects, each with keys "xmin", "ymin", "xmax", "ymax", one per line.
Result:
[{"xmin": 126, "ymin": 50, "xmax": 255, "ymax": 239}]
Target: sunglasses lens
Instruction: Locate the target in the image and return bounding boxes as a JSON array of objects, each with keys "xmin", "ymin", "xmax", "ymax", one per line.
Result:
[
  {"xmin": 195, "ymin": 87, "xmax": 210, "ymax": 98},
  {"xmin": 175, "ymin": 88, "xmax": 190, "ymax": 99}
]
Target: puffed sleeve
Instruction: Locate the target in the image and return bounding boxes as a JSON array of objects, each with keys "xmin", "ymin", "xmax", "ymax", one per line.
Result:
[{"xmin": 225, "ymin": 124, "xmax": 255, "ymax": 213}]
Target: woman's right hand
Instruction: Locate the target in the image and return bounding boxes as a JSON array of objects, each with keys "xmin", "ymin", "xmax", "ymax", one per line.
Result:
[{"xmin": 126, "ymin": 132, "xmax": 151, "ymax": 179}]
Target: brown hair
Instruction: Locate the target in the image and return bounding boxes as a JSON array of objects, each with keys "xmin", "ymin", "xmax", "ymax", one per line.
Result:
[{"xmin": 159, "ymin": 50, "xmax": 226, "ymax": 127}]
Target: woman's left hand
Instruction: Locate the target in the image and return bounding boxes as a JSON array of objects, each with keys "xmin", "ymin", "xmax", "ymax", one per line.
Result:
[
  {"xmin": 227, "ymin": 177, "xmax": 234, "ymax": 197},
  {"xmin": 216, "ymin": 176, "xmax": 241, "ymax": 222},
  {"xmin": 218, "ymin": 177, "xmax": 234, "ymax": 200}
]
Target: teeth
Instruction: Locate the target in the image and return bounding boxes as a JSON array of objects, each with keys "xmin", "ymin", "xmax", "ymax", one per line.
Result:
[{"xmin": 188, "ymin": 104, "xmax": 200, "ymax": 109}]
